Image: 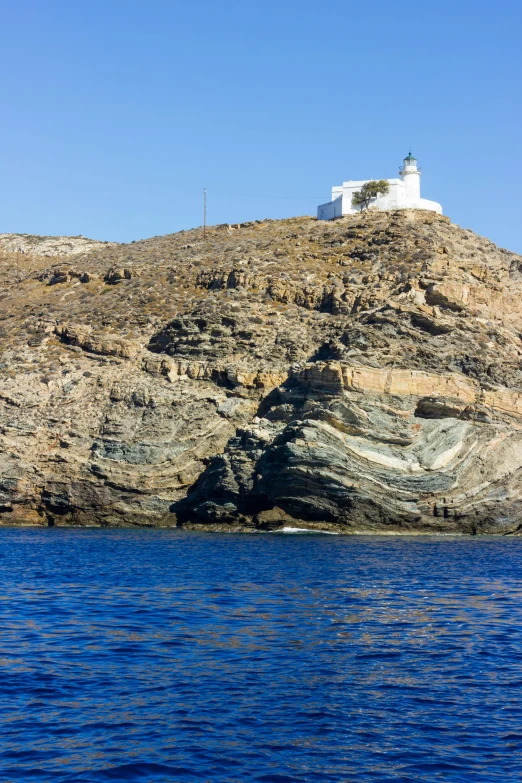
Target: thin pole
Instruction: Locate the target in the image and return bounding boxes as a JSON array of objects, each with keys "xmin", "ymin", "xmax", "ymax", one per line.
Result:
[{"xmin": 203, "ymin": 187, "xmax": 207, "ymax": 239}]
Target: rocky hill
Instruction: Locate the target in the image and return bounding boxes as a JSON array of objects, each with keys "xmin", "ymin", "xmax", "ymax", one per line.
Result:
[
  {"xmin": 1, "ymin": 209, "xmax": 522, "ymax": 533},
  {"xmin": 0, "ymin": 233, "xmax": 116, "ymax": 257}
]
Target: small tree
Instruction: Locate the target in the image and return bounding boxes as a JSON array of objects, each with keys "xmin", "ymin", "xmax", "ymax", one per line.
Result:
[{"xmin": 352, "ymin": 180, "xmax": 390, "ymax": 210}]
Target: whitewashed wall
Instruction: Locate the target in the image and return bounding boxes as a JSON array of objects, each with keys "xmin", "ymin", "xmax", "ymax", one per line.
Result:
[
  {"xmin": 317, "ymin": 196, "xmax": 342, "ymax": 220},
  {"xmin": 317, "ymin": 175, "xmax": 442, "ymax": 219}
]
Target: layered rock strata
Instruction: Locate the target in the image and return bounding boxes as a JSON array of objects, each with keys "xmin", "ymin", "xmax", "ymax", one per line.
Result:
[{"xmin": 1, "ymin": 210, "xmax": 521, "ymax": 533}]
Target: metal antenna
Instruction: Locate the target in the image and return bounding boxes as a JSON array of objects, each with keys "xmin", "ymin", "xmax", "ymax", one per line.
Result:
[{"xmin": 203, "ymin": 188, "xmax": 207, "ymax": 240}]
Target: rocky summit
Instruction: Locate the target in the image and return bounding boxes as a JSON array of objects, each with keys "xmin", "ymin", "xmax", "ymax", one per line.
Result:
[{"xmin": 1, "ymin": 210, "xmax": 522, "ymax": 534}]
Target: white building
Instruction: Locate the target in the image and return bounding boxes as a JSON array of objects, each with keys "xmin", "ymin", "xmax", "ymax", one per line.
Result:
[{"xmin": 317, "ymin": 153, "xmax": 442, "ymax": 220}]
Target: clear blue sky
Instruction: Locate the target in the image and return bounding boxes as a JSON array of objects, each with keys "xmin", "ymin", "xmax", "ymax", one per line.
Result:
[{"xmin": 0, "ymin": 0, "xmax": 521, "ymax": 250}]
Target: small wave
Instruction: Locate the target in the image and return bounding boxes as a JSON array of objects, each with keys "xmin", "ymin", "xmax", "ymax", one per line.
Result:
[{"xmin": 274, "ymin": 527, "xmax": 339, "ymax": 535}]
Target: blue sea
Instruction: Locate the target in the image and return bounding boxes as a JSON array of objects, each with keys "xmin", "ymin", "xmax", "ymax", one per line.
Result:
[{"xmin": 0, "ymin": 529, "xmax": 521, "ymax": 782}]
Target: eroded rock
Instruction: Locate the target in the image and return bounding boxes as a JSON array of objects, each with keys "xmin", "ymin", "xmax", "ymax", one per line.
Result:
[{"xmin": 1, "ymin": 209, "xmax": 522, "ymax": 532}]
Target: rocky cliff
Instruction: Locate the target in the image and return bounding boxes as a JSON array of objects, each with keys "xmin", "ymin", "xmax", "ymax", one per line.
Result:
[{"xmin": 1, "ymin": 210, "xmax": 522, "ymax": 533}]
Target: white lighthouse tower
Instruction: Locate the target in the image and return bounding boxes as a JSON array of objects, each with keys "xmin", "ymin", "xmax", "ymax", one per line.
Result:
[
  {"xmin": 317, "ymin": 152, "xmax": 443, "ymax": 220},
  {"xmin": 399, "ymin": 151, "xmax": 421, "ymax": 200}
]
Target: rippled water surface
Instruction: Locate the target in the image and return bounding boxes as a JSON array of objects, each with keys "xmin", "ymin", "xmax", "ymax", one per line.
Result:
[{"xmin": 1, "ymin": 530, "xmax": 522, "ymax": 782}]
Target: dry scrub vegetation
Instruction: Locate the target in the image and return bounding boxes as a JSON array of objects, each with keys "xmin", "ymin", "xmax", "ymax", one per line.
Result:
[{"xmin": 1, "ymin": 210, "xmax": 521, "ymax": 387}]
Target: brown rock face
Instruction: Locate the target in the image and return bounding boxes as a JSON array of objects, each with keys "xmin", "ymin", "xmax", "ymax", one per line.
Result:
[{"xmin": 1, "ymin": 210, "xmax": 522, "ymax": 533}]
